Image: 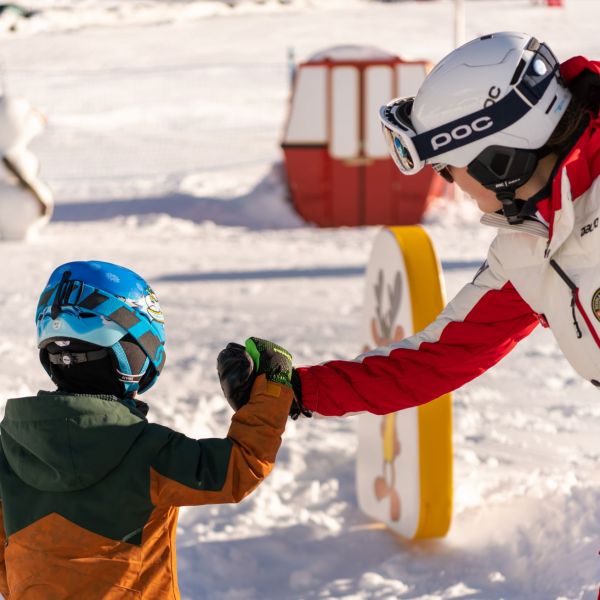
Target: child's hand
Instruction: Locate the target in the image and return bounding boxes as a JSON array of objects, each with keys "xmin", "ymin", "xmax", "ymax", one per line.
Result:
[
  {"xmin": 216, "ymin": 338, "xmax": 293, "ymax": 411},
  {"xmin": 217, "ymin": 342, "xmax": 255, "ymax": 412},
  {"xmin": 217, "ymin": 338, "xmax": 312, "ymax": 418}
]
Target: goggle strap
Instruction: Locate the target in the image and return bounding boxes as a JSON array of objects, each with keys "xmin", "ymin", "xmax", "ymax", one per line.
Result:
[
  {"xmin": 412, "ymin": 64, "xmax": 557, "ymax": 161},
  {"xmin": 47, "ymin": 348, "xmax": 109, "ymax": 366}
]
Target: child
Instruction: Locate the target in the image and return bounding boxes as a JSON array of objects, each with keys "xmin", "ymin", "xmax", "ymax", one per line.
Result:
[
  {"xmin": 219, "ymin": 31, "xmax": 600, "ymax": 420},
  {"xmin": 0, "ymin": 260, "xmax": 293, "ymax": 599}
]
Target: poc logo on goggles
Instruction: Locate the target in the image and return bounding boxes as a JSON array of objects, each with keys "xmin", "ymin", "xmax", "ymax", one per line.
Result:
[{"xmin": 431, "ymin": 116, "xmax": 494, "ymax": 151}]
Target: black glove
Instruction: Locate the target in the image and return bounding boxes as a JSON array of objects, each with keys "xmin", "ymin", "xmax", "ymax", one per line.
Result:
[
  {"xmin": 217, "ymin": 337, "xmax": 295, "ymax": 412},
  {"xmin": 217, "ymin": 342, "xmax": 255, "ymax": 412}
]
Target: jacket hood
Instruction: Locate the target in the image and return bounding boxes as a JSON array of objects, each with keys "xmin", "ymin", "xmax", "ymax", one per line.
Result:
[
  {"xmin": 493, "ymin": 57, "xmax": 600, "ymax": 253},
  {"xmin": 1, "ymin": 392, "xmax": 147, "ymax": 492},
  {"xmin": 560, "ymin": 56, "xmax": 600, "ymax": 115}
]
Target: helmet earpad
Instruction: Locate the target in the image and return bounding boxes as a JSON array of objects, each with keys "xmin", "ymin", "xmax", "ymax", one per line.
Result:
[
  {"xmin": 467, "ymin": 145, "xmax": 543, "ymax": 224},
  {"xmin": 109, "ymin": 336, "xmax": 152, "ymax": 397},
  {"xmin": 137, "ymin": 364, "xmax": 158, "ymax": 394},
  {"xmin": 117, "ymin": 337, "xmax": 149, "ymax": 377},
  {"xmin": 117, "ymin": 336, "xmax": 163, "ymax": 394},
  {"xmin": 467, "ymin": 146, "xmax": 539, "ymax": 192}
]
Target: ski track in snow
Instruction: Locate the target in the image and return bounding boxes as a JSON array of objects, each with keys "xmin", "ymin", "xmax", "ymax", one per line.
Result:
[{"xmin": 1, "ymin": 1, "xmax": 600, "ymax": 599}]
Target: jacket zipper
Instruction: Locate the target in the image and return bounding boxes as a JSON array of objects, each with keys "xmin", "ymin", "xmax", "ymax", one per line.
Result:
[{"xmin": 549, "ymin": 259, "xmax": 600, "ymax": 346}]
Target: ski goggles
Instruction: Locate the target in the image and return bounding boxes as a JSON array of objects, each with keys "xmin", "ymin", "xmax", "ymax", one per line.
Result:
[{"xmin": 378, "ymin": 39, "xmax": 560, "ymax": 176}]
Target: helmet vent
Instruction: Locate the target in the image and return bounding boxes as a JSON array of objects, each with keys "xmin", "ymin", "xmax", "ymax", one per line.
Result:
[
  {"xmin": 526, "ymin": 37, "xmax": 541, "ymax": 52},
  {"xmin": 545, "ymin": 95, "xmax": 558, "ymax": 114},
  {"xmin": 510, "ymin": 59, "xmax": 527, "ymax": 86}
]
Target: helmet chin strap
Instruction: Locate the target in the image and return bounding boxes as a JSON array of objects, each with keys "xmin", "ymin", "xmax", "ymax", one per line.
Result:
[
  {"xmin": 496, "ymin": 190, "xmax": 524, "ymax": 225},
  {"xmin": 467, "ymin": 145, "xmax": 547, "ymax": 225}
]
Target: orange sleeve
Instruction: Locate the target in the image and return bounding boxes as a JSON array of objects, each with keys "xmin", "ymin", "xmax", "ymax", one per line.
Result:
[
  {"xmin": 0, "ymin": 504, "xmax": 9, "ymax": 599},
  {"xmin": 150, "ymin": 375, "xmax": 292, "ymax": 507}
]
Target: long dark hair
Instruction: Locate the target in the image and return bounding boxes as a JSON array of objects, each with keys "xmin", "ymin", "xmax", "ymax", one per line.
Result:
[
  {"xmin": 546, "ymin": 70, "xmax": 600, "ymax": 152},
  {"xmin": 545, "ymin": 98, "xmax": 587, "ymax": 153}
]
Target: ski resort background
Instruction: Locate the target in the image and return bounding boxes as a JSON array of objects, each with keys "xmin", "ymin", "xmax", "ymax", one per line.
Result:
[{"xmin": 1, "ymin": 1, "xmax": 599, "ymax": 599}]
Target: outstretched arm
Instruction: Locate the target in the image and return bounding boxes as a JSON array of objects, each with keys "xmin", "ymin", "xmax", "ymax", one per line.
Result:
[{"xmin": 297, "ymin": 256, "xmax": 539, "ymax": 417}]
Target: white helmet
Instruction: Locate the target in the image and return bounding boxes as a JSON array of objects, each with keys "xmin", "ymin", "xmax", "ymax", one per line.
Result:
[
  {"xmin": 379, "ymin": 32, "xmax": 572, "ymax": 223},
  {"xmin": 412, "ymin": 31, "xmax": 571, "ymax": 167},
  {"xmin": 380, "ymin": 32, "xmax": 571, "ymax": 169}
]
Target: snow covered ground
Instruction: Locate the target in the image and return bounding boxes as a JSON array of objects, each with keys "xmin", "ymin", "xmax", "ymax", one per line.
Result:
[{"xmin": 1, "ymin": 0, "xmax": 600, "ymax": 598}]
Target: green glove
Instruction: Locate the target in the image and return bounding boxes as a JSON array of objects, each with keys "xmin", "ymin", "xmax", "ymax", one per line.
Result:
[{"xmin": 244, "ymin": 337, "xmax": 293, "ymax": 387}]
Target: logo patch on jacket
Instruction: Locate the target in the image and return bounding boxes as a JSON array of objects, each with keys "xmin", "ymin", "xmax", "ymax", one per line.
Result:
[
  {"xmin": 592, "ymin": 289, "xmax": 600, "ymax": 322},
  {"xmin": 581, "ymin": 218, "xmax": 599, "ymax": 237}
]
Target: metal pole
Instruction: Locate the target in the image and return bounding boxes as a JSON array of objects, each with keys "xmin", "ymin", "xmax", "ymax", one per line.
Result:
[
  {"xmin": 453, "ymin": 0, "xmax": 466, "ymax": 204},
  {"xmin": 287, "ymin": 47, "xmax": 296, "ymax": 88},
  {"xmin": 454, "ymin": 0, "xmax": 466, "ymax": 48}
]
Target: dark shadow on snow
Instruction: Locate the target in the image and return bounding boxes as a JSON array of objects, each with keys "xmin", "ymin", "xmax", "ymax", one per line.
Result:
[
  {"xmin": 53, "ymin": 163, "xmax": 304, "ymax": 231},
  {"xmin": 155, "ymin": 261, "xmax": 482, "ymax": 284},
  {"xmin": 54, "ymin": 192, "xmax": 241, "ymax": 223},
  {"xmin": 441, "ymin": 259, "xmax": 483, "ymax": 271},
  {"xmin": 155, "ymin": 266, "xmax": 366, "ymax": 283}
]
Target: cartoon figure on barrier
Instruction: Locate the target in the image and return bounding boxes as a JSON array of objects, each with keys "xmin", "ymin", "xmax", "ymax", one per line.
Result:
[{"xmin": 362, "ymin": 269, "xmax": 405, "ymax": 522}]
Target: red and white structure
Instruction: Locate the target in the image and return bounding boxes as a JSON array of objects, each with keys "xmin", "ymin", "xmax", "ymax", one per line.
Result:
[{"xmin": 281, "ymin": 45, "xmax": 446, "ymax": 228}]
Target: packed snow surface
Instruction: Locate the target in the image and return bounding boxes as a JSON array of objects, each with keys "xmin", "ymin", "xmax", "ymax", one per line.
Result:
[{"xmin": 1, "ymin": 1, "xmax": 600, "ymax": 598}]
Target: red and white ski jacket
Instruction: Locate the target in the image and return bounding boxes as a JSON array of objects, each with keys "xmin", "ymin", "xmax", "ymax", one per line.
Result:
[{"xmin": 297, "ymin": 56, "xmax": 600, "ymax": 417}]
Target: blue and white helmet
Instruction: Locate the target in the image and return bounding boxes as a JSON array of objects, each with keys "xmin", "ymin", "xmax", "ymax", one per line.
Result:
[{"xmin": 36, "ymin": 261, "xmax": 166, "ymax": 396}]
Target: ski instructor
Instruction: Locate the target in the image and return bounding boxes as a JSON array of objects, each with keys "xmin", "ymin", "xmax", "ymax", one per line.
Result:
[{"xmin": 218, "ymin": 31, "xmax": 600, "ymax": 421}]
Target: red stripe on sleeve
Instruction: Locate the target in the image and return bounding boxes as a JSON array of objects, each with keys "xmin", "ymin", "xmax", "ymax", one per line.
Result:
[{"xmin": 298, "ymin": 282, "xmax": 538, "ymax": 417}]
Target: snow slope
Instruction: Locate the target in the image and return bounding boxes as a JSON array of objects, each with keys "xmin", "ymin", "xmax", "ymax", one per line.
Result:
[{"xmin": 1, "ymin": 1, "xmax": 600, "ymax": 598}]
